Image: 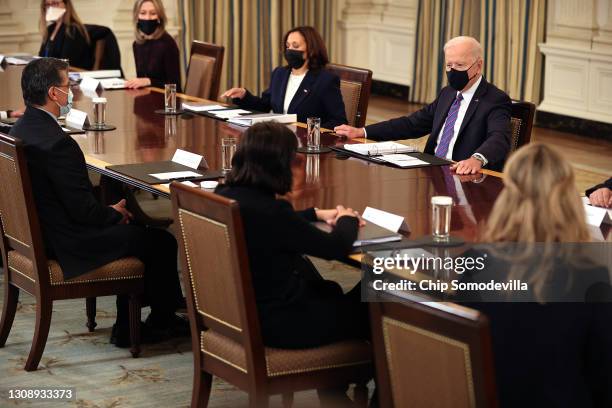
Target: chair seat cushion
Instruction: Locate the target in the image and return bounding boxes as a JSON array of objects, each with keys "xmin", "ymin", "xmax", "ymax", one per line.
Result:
[
  {"xmin": 8, "ymin": 250, "xmax": 144, "ymax": 286},
  {"xmin": 201, "ymin": 330, "xmax": 371, "ymax": 377}
]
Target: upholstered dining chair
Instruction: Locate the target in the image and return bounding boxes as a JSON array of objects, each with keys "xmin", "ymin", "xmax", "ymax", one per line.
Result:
[
  {"xmin": 326, "ymin": 63, "xmax": 373, "ymax": 128},
  {"xmin": 184, "ymin": 40, "xmax": 225, "ymax": 100},
  {"xmin": 171, "ymin": 182, "xmax": 373, "ymax": 407},
  {"xmin": 0, "ymin": 133, "xmax": 144, "ymax": 371}
]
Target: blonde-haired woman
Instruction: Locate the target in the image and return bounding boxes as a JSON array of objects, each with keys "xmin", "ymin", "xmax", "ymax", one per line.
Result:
[
  {"xmin": 38, "ymin": 0, "xmax": 94, "ymax": 69},
  {"xmin": 465, "ymin": 144, "xmax": 612, "ymax": 407},
  {"xmin": 125, "ymin": 0, "xmax": 181, "ymax": 91}
]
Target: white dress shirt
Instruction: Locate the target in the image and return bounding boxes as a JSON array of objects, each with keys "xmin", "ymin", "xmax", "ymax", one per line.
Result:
[
  {"xmin": 283, "ymin": 71, "xmax": 307, "ymax": 114},
  {"xmin": 435, "ymin": 75, "xmax": 482, "ymax": 160}
]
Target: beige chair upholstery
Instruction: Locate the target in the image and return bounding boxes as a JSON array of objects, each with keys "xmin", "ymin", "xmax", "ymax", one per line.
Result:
[
  {"xmin": 201, "ymin": 330, "xmax": 372, "ymax": 377},
  {"xmin": 339, "ymin": 80, "xmax": 363, "ymax": 127},
  {"xmin": 7, "ymin": 251, "xmax": 144, "ymax": 286},
  {"xmin": 184, "ymin": 54, "xmax": 216, "ymax": 100}
]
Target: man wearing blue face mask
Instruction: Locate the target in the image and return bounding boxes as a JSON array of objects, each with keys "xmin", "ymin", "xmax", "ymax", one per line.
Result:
[
  {"xmin": 335, "ymin": 36, "xmax": 512, "ymax": 174},
  {"xmin": 9, "ymin": 58, "xmax": 188, "ymax": 347}
]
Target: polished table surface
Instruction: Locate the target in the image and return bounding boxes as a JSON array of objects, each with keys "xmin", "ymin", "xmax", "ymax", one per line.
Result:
[{"xmin": 1, "ymin": 65, "xmax": 507, "ymax": 245}]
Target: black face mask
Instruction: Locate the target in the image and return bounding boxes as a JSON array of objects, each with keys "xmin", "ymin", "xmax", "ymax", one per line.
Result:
[
  {"xmin": 284, "ymin": 49, "xmax": 306, "ymax": 70},
  {"xmin": 137, "ymin": 19, "xmax": 160, "ymax": 36},
  {"xmin": 446, "ymin": 60, "xmax": 478, "ymax": 91}
]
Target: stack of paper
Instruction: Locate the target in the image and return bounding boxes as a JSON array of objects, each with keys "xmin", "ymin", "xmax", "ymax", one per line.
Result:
[
  {"xmin": 99, "ymin": 78, "xmax": 127, "ymax": 89},
  {"xmin": 181, "ymin": 102, "xmax": 227, "ymax": 112},
  {"xmin": 344, "ymin": 141, "xmax": 418, "ymax": 156},
  {"xmin": 79, "ymin": 70, "xmax": 123, "ymax": 79},
  {"xmin": 379, "ymin": 154, "xmax": 428, "ymax": 168},
  {"xmin": 227, "ymin": 113, "xmax": 297, "ymax": 126}
]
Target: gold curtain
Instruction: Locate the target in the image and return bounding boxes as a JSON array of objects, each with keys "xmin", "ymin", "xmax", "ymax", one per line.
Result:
[
  {"xmin": 411, "ymin": 0, "xmax": 546, "ymax": 104},
  {"xmin": 179, "ymin": 0, "xmax": 335, "ymax": 97}
]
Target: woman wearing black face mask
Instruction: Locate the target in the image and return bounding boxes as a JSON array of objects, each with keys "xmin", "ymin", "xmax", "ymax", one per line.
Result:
[
  {"xmin": 222, "ymin": 26, "xmax": 347, "ymax": 129},
  {"xmin": 125, "ymin": 0, "xmax": 181, "ymax": 91}
]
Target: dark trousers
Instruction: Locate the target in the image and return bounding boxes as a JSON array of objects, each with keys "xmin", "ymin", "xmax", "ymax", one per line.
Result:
[
  {"xmin": 116, "ymin": 226, "xmax": 183, "ymax": 329},
  {"xmin": 259, "ymin": 257, "xmax": 370, "ymax": 349}
]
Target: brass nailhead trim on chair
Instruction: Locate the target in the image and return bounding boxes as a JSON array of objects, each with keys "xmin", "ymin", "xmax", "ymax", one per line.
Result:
[
  {"xmin": 265, "ymin": 359, "xmax": 372, "ymax": 378},
  {"xmin": 200, "ymin": 335, "xmax": 248, "ymax": 374},
  {"xmin": 382, "ymin": 316, "xmax": 476, "ymax": 408},
  {"xmin": 178, "ymin": 209, "xmax": 242, "ymax": 333}
]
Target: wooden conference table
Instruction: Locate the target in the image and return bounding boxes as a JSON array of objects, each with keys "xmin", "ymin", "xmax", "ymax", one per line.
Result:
[{"xmin": 0, "ymin": 65, "xmax": 506, "ymax": 248}]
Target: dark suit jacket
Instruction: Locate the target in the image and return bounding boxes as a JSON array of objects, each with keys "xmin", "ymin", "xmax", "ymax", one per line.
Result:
[
  {"xmin": 586, "ymin": 177, "xmax": 612, "ymax": 197},
  {"xmin": 365, "ymin": 77, "xmax": 511, "ymax": 171},
  {"xmin": 234, "ymin": 66, "xmax": 348, "ymax": 129},
  {"xmin": 457, "ymin": 250, "xmax": 612, "ymax": 407},
  {"xmin": 8, "ymin": 107, "xmax": 134, "ymax": 279},
  {"xmin": 215, "ymin": 185, "xmax": 362, "ymax": 347}
]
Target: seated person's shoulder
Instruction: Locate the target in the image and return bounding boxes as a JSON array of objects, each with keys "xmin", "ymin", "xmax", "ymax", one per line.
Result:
[{"xmin": 486, "ymin": 82, "xmax": 512, "ymax": 104}]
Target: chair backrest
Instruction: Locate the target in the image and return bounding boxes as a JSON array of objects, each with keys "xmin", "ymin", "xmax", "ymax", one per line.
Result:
[
  {"xmin": 0, "ymin": 133, "xmax": 50, "ymax": 286},
  {"xmin": 171, "ymin": 182, "xmax": 267, "ymax": 375},
  {"xmin": 86, "ymin": 25, "xmax": 124, "ymax": 75},
  {"xmin": 326, "ymin": 63, "xmax": 373, "ymax": 128},
  {"xmin": 184, "ymin": 41, "xmax": 225, "ymax": 100},
  {"xmin": 509, "ymin": 100, "xmax": 536, "ymax": 152},
  {"xmin": 369, "ymin": 295, "xmax": 497, "ymax": 408}
]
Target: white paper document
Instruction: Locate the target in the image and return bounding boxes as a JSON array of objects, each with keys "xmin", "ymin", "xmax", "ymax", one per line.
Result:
[
  {"xmin": 344, "ymin": 141, "xmax": 418, "ymax": 156},
  {"xmin": 99, "ymin": 78, "xmax": 127, "ymax": 89},
  {"xmin": 149, "ymin": 171, "xmax": 202, "ymax": 181},
  {"xmin": 362, "ymin": 206, "xmax": 409, "ymax": 233},
  {"xmin": 213, "ymin": 109, "xmax": 251, "ymax": 119},
  {"xmin": 227, "ymin": 113, "xmax": 297, "ymax": 126},
  {"xmin": 171, "ymin": 149, "xmax": 203, "ymax": 169},
  {"xmin": 80, "ymin": 76, "xmax": 101, "ymax": 93},
  {"xmin": 79, "ymin": 70, "xmax": 122, "ymax": 79},
  {"xmin": 0, "ymin": 55, "xmax": 4, "ymax": 64},
  {"xmin": 5, "ymin": 57, "xmax": 29, "ymax": 65},
  {"xmin": 65, "ymin": 108, "xmax": 89, "ymax": 129},
  {"xmin": 583, "ymin": 197, "xmax": 612, "ymax": 226},
  {"xmin": 182, "ymin": 102, "xmax": 226, "ymax": 112},
  {"xmin": 379, "ymin": 154, "xmax": 428, "ymax": 168}
]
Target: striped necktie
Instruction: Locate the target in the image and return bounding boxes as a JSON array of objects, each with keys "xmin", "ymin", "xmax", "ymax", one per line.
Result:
[{"xmin": 435, "ymin": 93, "xmax": 463, "ymax": 158}]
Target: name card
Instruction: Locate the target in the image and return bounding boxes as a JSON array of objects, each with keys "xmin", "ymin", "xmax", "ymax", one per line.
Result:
[
  {"xmin": 583, "ymin": 197, "xmax": 612, "ymax": 227},
  {"xmin": 80, "ymin": 76, "xmax": 101, "ymax": 93},
  {"xmin": 65, "ymin": 108, "xmax": 89, "ymax": 130},
  {"xmin": 362, "ymin": 206, "xmax": 410, "ymax": 233},
  {"xmin": 172, "ymin": 149, "xmax": 204, "ymax": 169}
]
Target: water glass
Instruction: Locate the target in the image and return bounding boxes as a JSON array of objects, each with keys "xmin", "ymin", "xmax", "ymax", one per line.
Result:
[
  {"xmin": 92, "ymin": 97, "xmax": 107, "ymax": 129},
  {"xmin": 164, "ymin": 83, "xmax": 177, "ymax": 113},
  {"xmin": 307, "ymin": 117, "xmax": 321, "ymax": 151},
  {"xmin": 221, "ymin": 137, "xmax": 237, "ymax": 173},
  {"xmin": 431, "ymin": 196, "xmax": 453, "ymax": 241}
]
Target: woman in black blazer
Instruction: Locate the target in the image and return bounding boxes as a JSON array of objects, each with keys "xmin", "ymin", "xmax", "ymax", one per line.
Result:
[
  {"xmin": 38, "ymin": 0, "xmax": 97, "ymax": 70},
  {"xmin": 215, "ymin": 122, "xmax": 367, "ymax": 349},
  {"xmin": 222, "ymin": 26, "xmax": 347, "ymax": 129}
]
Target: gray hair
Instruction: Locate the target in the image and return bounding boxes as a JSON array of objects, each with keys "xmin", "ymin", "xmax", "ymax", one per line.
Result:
[{"xmin": 443, "ymin": 36, "xmax": 483, "ymax": 61}]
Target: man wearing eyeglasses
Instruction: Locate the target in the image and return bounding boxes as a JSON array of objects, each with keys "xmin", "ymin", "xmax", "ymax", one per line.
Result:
[
  {"xmin": 335, "ymin": 36, "xmax": 512, "ymax": 174},
  {"xmin": 9, "ymin": 58, "xmax": 187, "ymax": 347}
]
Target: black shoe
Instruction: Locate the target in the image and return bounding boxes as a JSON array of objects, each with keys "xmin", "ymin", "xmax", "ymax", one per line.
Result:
[
  {"xmin": 110, "ymin": 322, "xmax": 163, "ymax": 348},
  {"xmin": 145, "ymin": 313, "xmax": 191, "ymax": 338}
]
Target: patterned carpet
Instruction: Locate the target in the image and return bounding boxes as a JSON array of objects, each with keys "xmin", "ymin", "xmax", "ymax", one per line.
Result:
[{"xmin": 0, "ymin": 258, "xmax": 363, "ymax": 408}]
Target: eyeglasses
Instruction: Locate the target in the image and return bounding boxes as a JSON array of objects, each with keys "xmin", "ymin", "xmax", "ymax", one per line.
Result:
[{"xmin": 45, "ymin": 1, "xmax": 64, "ymax": 8}]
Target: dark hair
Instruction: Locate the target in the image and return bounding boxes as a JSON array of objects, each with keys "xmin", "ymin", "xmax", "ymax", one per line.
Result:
[
  {"xmin": 21, "ymin": 58, "xmax": 69, "ymax": 106},
  {"xmin": 225, "ymin": 122, "xmax": 298, "ymax": 195},
  {"xmin": 283, "ymin": 26, "xmax": 329, "ymax": 71}
]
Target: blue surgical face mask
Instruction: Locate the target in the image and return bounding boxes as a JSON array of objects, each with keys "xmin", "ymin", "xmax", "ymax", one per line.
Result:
[{"xmin": 54, "ymin": 86, "xmax": 73, "ymax": 117}]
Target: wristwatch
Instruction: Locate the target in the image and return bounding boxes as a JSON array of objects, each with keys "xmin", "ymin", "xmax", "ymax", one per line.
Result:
[{"xmin": 471, "ymin": 153, "xmax": 488, "ymax": 167}]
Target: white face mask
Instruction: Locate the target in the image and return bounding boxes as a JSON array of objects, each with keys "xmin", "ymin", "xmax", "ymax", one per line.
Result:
[{"xmin": 45, "ymin": 7, "xmax": 66, "ymax": 23}]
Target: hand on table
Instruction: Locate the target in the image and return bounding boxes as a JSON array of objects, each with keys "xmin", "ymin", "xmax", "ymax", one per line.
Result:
[
  {"xmin": 333, "ymin": 125, "xmax": 365, "ymax": 139},
  {"xmin": 221, "ymin": 88, "xmax": 247, "ymax": 99},
  {"xmin": 329, "ymin": 205, "xmax": 366, "ymax": 227},
  {"xmin": 451, "ymin": 157, "xmax": 482, "ymax": 175},
  {"xmin": 589, "ymin": 187, "xmax": 612, "ymax": 208},
  {"xmin": 125, "ymin": 77, "xmax": 152, "ymax": 89},
  {"xmin": 9, "ymin": 107, "xmax": 24, "ymax": 118}
]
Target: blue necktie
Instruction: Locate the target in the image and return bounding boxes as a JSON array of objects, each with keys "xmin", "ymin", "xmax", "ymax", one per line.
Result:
[{"xmin": 435, "ymin": 93, "xmax": 463, "ymax": 158}]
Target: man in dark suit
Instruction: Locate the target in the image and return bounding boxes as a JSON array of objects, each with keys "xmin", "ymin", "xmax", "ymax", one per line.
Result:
[
  {"xmin": 9, "ymin": 58, "xmax": 185, "ymax": 347},
  {"xmin": 586, "ymin": 178, "xmax": 612, "ymax": 208},
  {"xmin": 335, "ymin": 36, "xmax": 512, "ymax": 174}
]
